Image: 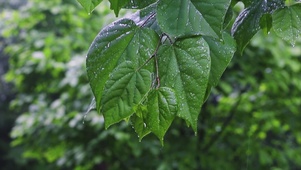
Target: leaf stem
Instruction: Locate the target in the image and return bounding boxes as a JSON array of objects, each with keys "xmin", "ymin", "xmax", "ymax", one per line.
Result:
[
  {"xmin": 136, "ymin": 33, "xmax": 172, "ymax": 89},
  {"xmin": 136, "ymin": 36, "xmax": 161, "ymax": 72}
]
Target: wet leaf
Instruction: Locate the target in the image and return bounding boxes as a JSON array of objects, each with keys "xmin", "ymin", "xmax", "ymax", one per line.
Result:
[
  {"xmin": 131, "ymin": 108, "xmax": 151, "ymax": 141},
  {"xmin": 157, "ymin": 37, "xmax": 211, "ymax": 131},
  {"xmin": 260, "ymin": 14, "xmax": 273, "ymax": 35},
  {"xmin": 143, "ymin": 87, "xmax": 177, "ymax": 144},
  {"xmin": 232, "ymin": 0, "xmax": 284, "ymax": 53},
  {"xmin": 86, "ymin": 19, "xmax": 159, "ymax": 112},
  {"xmin": 272, "ymin": 4, "xmax": 301, "ymax": 46},
  {"xmin": 101, "ymin": 61, "xmax": 152, "ymax": 128},
  {"xmin": 204, "ymin": 32, "xmax": 236, "ymax": 87},
  {"xmin": 157, "ymin": 0, "xmax": 217, "ymax": 38},
  {"xmin": 77, "ymin": 0, "xmax": 103, "ymax": 13},
  {"xmin": 128, "ymin": 3, "xmax": 162, "ymax": 34},
  {"xmin": 191, "ymin": 0, "xmax": 232, "ymax": 37},
  {"xmin": 223, "ymin": 6, "xmax": 234, "ymax": 29},
  {"xmin": 109, "ymin": 0, "xmax": 130, "ymax": 16}
]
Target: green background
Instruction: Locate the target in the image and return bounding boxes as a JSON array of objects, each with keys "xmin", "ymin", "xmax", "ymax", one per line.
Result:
[{"xmin": 1, "ymin": 0, "xmax": 301, "ymax": 169}]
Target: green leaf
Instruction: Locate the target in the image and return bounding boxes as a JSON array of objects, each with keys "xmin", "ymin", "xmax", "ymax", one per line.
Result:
[
  {"xmin": 203, "ymin": 85, "xmax": 212, "ymax": 103},
  {"xmin": 77, "ymin": 0, "xmax": 103, "ymax": 13},
  {"xmin": 157, "ymin": 37, "xmax": 211, "ymax": 131},
  {"xmin": 131, "ymin": 110, "xmax": 151, "ymax": 141},
  {"xmin": 157, "ymin": 0, "xmax": 217, "ymax": 38},
  {"xmin": 260, "ymin": 14, "xmax": 273, "ymax": 35},
  {"xmin": 272, "ymin": 4, "xmax": 301, "ymax": 46},
  {"xmin": 109, "ymin": 0, "xmax": 130, "ymax": 16},
  {"xmin": 143, "ymin": 87, "xmax": 177, "ymax": 144},
  {"xmin": 128, "ymin": 3, "xmax": 162, "ymax": 34},
  {"xmin": 86, "ymin": 19, "xmax": 159, "ymax": 112},
  {"xmin": 191, "ymin": 0, "xmax": 232, "ymax": 37},
  {"xmin": 232, "ymin": 0, "xmax": 284, "ymax": 53},
  {"xmin": 223, "ymin": 6, "xmax": 234, "ymax": 29},
  {"xmin": 204, "ymin": 32, "xmax": 236, "ymax": 87},
  {"xmin": 123, "ymin": 0, "xmax": 158, "ymax": 9},
  {"xmin": 101, "ymin": 61, "xmax": 152, "ymax": 128}
]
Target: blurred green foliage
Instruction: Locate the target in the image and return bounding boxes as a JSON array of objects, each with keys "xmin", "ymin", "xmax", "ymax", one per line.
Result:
[{"xmin": 1, "ymin": 0, "xmax": 301, "ymax": 170}]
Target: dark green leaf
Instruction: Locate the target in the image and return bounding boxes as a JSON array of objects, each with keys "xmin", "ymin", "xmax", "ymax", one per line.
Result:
[
  {"xmin": 272, "ymin": 4, "xmax": 301, "ymax": 46},
  {"xmin": 223, "ymin": 6, "xmax": 234, "ymax": 29},
  {"xmin": 109, "ymin": 0, "xmax": 130, "ymax": 16},
  {"xmin": 86, "ymin": 19, "xmax": 159, "ymax": 112},
  {"xmin": 101, "ymin": 61, "xmax": 152, "ymax": 128},
  {"xmin": 232, "ymin": 0, "xmax": 284, "ymax": 53},
  {"xmin": 204, "ymin": 32, "xmax": 236, "ymax": 87},
  {"xmin": 260, "ymin": 14, "xmax": 273, "ymax": 35},
  {"xmin": 77, "ymin": 0, "xmax": 103, "ymax": 13},
  {"xmin": 128, "ymin": 3, "xmax": 162, "ymax": 34},
  {"xmin": 157, "ymin": 0, "xmax": 217, "ymax": 38},
  {"xmin": 191, "ymin": 0, "xmax": 232, "ymax": 37},
  {"xmin": 157, "ymin": 37, "xmax": 211, "ymax": 131}
]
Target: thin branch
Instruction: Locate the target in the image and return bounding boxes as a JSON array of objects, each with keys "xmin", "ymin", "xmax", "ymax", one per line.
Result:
[{"xmin": 136, "ymin": 36, "xmax": 161, "ymax": 72}]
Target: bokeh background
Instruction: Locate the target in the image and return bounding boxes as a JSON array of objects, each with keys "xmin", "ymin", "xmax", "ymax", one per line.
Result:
[{"xmin": 1, "ymin": 0, "xmax": 301, "ymax": 169}]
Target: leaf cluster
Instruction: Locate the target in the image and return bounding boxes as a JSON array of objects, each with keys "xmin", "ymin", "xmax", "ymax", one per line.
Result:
[{"xmin": 81, "ymin": 0, "xmax": 301, "ymax": 142}]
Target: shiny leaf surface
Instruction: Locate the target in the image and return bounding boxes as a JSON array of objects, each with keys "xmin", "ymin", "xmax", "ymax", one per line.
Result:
[
  {"xmin": 157, "ymin": 37, "xmax": 211, "ymax": 131},
  {"xmin": 273, "ymin": 4, "xmax": 301, "ymax": 46}
]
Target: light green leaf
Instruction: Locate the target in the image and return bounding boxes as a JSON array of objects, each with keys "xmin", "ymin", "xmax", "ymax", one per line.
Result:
[
  {"xmin": 204, "ymin": 32, "xmax": 236, "ymax": 87},
  {"xmin": 157, "ymin": 0, "xmax": 217, "ymax": 38},
  {"xmin": 86, "ymin": 19, "xmax": 159, "ymax": 112},
  {"xmin": 101, "ymin": 61, "xmax": 152, "ymax": 128},
  {"xmin": 131, "ymin": 110, "xmax": 151, "ymax": 141},
  {"xmin": 109, "ymin": 0, "xmax": 130, "ymax": 17},
  {"xmin": 272, "ymin": 4, "xmax": 301, "ymax": 46},
  {"xmin": 231, "ymin": 0, "xmax": 284, "ymax": 53},
  {"xmin": 157, "ymin": 37, "xmax": 211, "ymax": 131},
  {"xmin": 77, "ymin": 0, "xmax": 103, "ymax": 13},
  {"xmin": 144, "ymin": 87, "xmax": 177, "ymax": 144}
]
